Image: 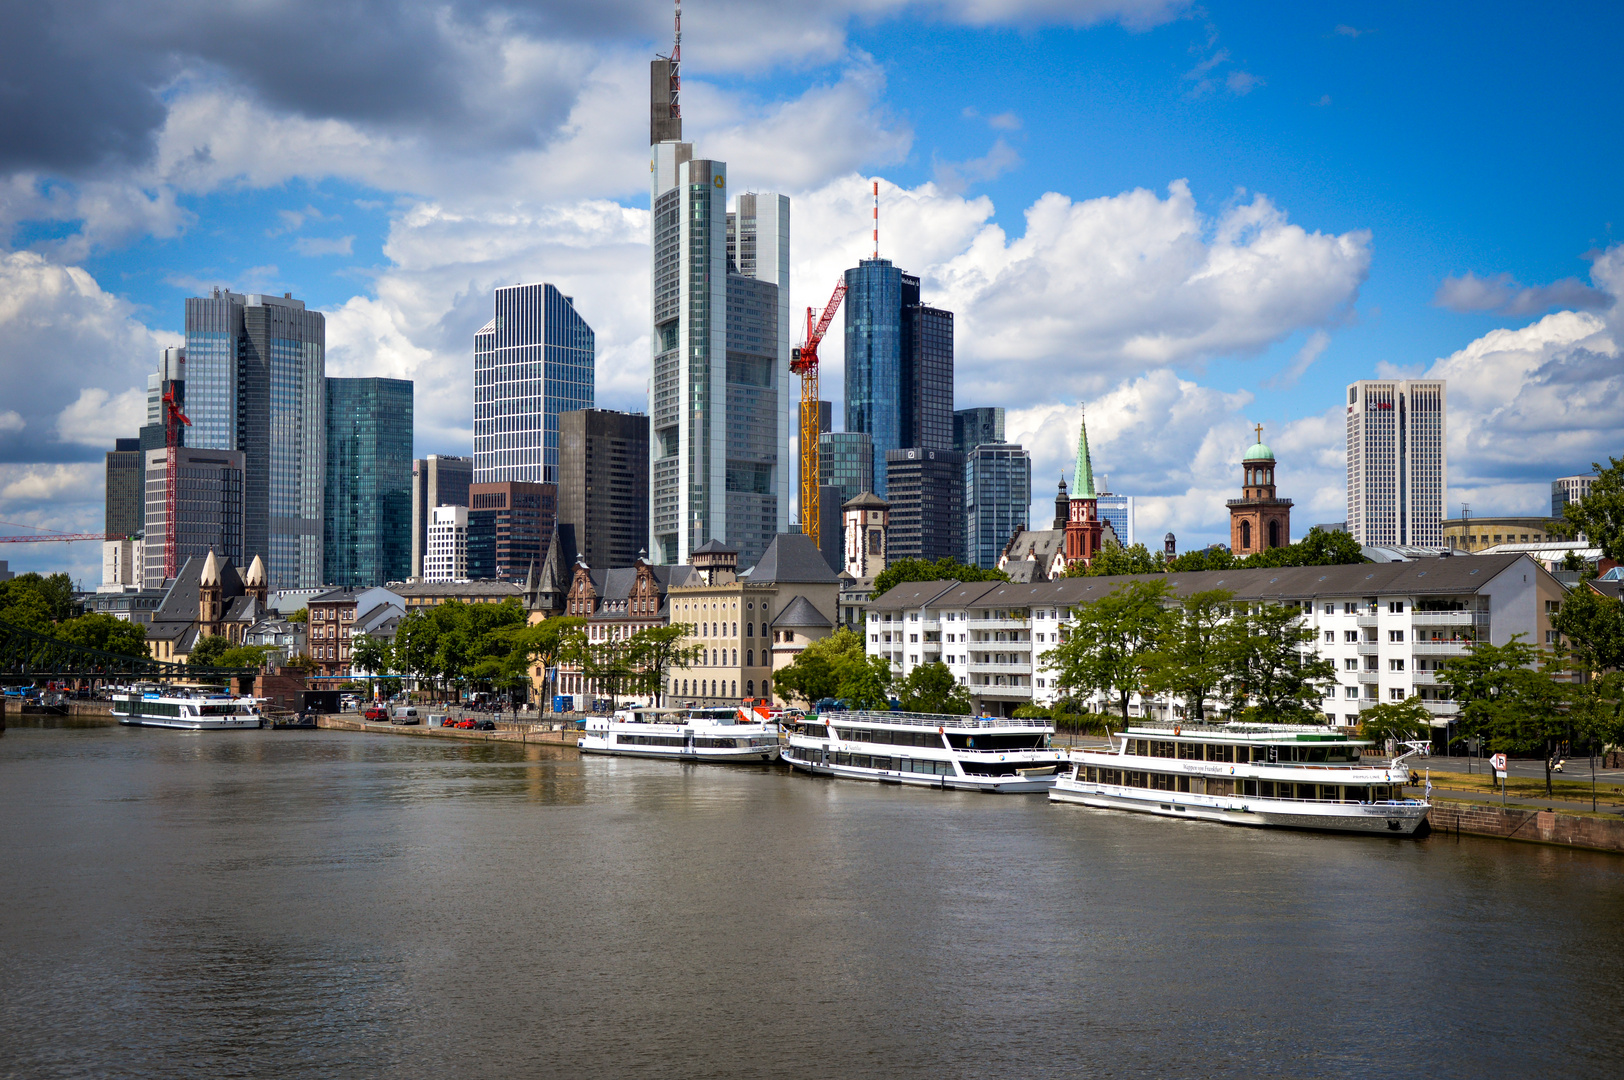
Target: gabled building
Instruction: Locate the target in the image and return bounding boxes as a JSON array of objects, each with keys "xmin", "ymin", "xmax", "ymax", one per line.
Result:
[
  {"xmin": 307, "ymin": 585, "xmax": 406, "ymax": 679},
  {"xmin": 145, "ymin": 552, "xmax": 269, "ymax": 662}
]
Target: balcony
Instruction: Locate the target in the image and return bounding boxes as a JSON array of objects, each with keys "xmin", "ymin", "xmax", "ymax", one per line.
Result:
[
  {"xmin": 968, "ymin": 617, "xmax": 1029, "ymax": 630},
  {"xmin": 1410, "ymin": 671, "xmax": 1437, "ymax": 685},
  {"xmin": 974, "ymin": 683, "xmax": 1035, "ymax": 699},
  {"xmin": 1419, "ymin": 700, "xmax": 1458, "ymax": 716},
  {"xmin": 1356, "ymin": 671, "xmax": 1381, "ymax": 685},
  {"xmin": 1411, "ymin": 610, "xmax": 1484, "ymax": 627},
  {"xmin": 1413, "ymin": 641, "xmax": 1473, "ymax": 657},
  {"xmin": 968, "ymin": 662, "xmax": 1031, "ymax": 675},
  {"xmin": 1356, "ymin": 642, "xmax": 1381, "ymax": 656},
  {"xmin": 1356, "ymin": 614, "xmax": 1379, "ymax": 628}
]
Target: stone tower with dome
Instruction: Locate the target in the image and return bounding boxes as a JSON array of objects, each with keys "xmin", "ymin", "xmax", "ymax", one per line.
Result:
[{"xmin": 1227, "ymin": 426, "xmax": 1293, "ymax": 556}]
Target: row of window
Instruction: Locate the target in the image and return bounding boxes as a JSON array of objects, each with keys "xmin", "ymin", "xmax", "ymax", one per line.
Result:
[{"xmin": 1085, "ymin": 767, "xmax": 1395, "ymax": 803}]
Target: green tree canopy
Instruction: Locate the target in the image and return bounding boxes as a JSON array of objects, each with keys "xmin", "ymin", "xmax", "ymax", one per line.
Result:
[
  {"xmin": 895, "ymin": 660, "xmax": 971, "ymax": 714},
  {"xmin": 55, "ymin": 612, "xmax": 148, "ymax": 658},
  {"xmin": 1224, "ymin": 602, "xmax": 1337, "ymax": 722},
  {"xmin": 1550, "ymin": 454, "xmax": 1624, "ymax": 561},
  {"xmin": 870, "ymin": 557, "xmax": 1007, "ymax": 598},
  {"xmin": 213, "ymin": 644, "xmax": 275, "ymax": 670},
  {"xmin": 1141, "ymin": 588, "xmax": 1234, "ymax": 722},
  {"xmin": 1067, "ymin": 542, "xmax": 1166, "ymax": 577},
  {"xmin": 1164, "ymin": 547, "xmax": 1236, "ymax": 573},
  {"xmin": 349, "ymin": 633, "xmax": 392, "ymax": 676},
  {"xmin": 773, "ymin": 627, "xmax": 869, "ymax": 706},
  {"xmin": 1553, "ymin": 586, "xmax": 1624, "ymax": 675},
  {"xmin": 838, "ymin": 654, "xmax": 894, "ymax": 710},
  {"xmin": 626, "ymin": 624, "xmax": 702, "ymax": 705},
  {"xmin": 1357, "ymin": 697, "xmax": 1433, "ymax": 747},
  {"xmin": 1441, "ymin": 636, "xmax": 1571, "ymax": 794},
  {"xmin": 187, "ymin": 634, "xmax": 234, "ymax": 667},
  {"xmin": 1049, "ymin": 578, "xmax": 1171, "ymax": 720}
]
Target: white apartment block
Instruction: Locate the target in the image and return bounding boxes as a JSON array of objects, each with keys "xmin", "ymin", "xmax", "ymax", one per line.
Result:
[
  {"xmin": 866, "ymin": 554, "xmax": 1564, "ymax": 725},
  {"xmin": 424, "ymin": 505, "xmax": 468, "ymax": 583},
  {"xmin": 1346, "ymin": 380, "xmax": 1446, "ymax": 547}
]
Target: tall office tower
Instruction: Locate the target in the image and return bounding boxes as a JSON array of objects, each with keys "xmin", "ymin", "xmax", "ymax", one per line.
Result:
[
  {"xmin": 845, "ymin": 260, "xmax": 954, "ymax": 496},
  {"xmin": 324, "ymin": 378, "xmax": 413, "ymax": 588},
  {"xmin": 884, "ymin": 448, "xmax": 965, "ymax": 563},
  {"xmin": 953, "ymin": 407, "xmax": 1005, "ymax": 456},
  {"xmin": 410, "ymin": 454, "xmax": 472, "ymax": 579},
  {"xmin": 105, "ymin": 437, "xmax": 144, "ymax": 538},
  {"xmin": 819, "ymin": 431, "xmax": 875, "ymax": 507},
  {"xmin": 648, "ymin": 66, "xmax": 791, "ymax": 566},
  {"xmin": 139, "ymin": 346, "xmax": 186, "ymax": 451},
  {"xmin": 964, "ymin": 443, "xmax": 1031, "ymax": 569},
  {"xmin": 1095, "ymin": 488, "xmax": 1135, "ymax": 547},
  {"xmin": 184, "ymin": 288, "xmax": 326, "ymax": 589},
  {"xmin": 1552, "ymin": 474, "xmax": 1596, "ymax": 516},
  {"xmin": 558, "ymin": 409, "xmax": 650, "ymax": 570},
  {"xmin": 424, "ymin": 505, "xmax": 468, "ymax": 583},
  {"xmin": 473, "ymin": 283, "xmax": 594, "ymax": 485},
  {"xmin": 468, "ymin": 481, "xmax": 554, "ymax": 583},
  {"xmin": 142, "ymin": 446, "xmax": 245, "ymax": 589},
  {"xmin": 1345, "ymin": 380, "xmax": 1447, "ymax": 546}
]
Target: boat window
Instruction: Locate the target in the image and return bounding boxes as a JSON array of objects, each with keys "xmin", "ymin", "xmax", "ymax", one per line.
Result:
[
  {"xmin": 1178, "ymin": 742, "xmax": 1200, "ymax": 760},
  {"xmin": 1306, "ymin": 748, "xmax": 1328, "ymax": 763}
]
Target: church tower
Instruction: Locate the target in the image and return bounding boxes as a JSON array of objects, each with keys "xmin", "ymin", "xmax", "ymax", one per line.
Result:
[
  {"xmin": 842, "ymin": 491, "xmax": 890, "ymax": 580},
  {"xmin": 1228, "ymin": 426, "xmax": 1293, "ymax": 556},
  {"xmin": 1063, "ymin": 408, "xmax": 1104, "ymax": 566}
]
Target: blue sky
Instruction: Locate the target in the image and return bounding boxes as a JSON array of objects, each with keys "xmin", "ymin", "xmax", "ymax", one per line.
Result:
[{"xmin": 1, "ymin": 0, "xmax": 1620, "ymax": 582}]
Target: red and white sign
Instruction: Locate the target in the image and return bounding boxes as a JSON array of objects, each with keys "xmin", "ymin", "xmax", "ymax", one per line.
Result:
[{"xmin": 1490, "ymin": 753, "xmax": 1507, "ymax": 775}]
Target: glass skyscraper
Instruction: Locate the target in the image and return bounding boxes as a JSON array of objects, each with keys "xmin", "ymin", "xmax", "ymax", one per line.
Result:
[
  {"xmin": 965, "ymin": 443, "xmax": 1031, "ymax": 569},
  {"xmin": 324, "ymin": 377, "xmax": 413, "ymax": 588},
  {"xmin": 184, "ymin": 289, "xmax": 325, "ymax": 590},
  {"xmin": 819, "ymin": 431, "xmax": 874, "ymax": 507},
  {"xmin": 953, "ymin": 407, "xmax": 1005, "ymax": 456},
  {"xmin": 473, "ymin": 283, "xmax": 594, "ymax": 485}
]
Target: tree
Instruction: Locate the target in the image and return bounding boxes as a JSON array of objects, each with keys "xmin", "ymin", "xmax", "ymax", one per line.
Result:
[
  {"xmin": 1550, "ymin": 454, "xmax": 1624, "ymax": 561},
  {"xmin": 1141, "ymin": 589, "xmax": 1234, "ymax": 722},
  {"xmin": 1223, "ymin": 602, "xmax": 1337, "ymax": 722},
  {"xmin": 503, "ymin": 616, "xmax": 587, "ymax": 709},
  {"xmin": 286, "ymin": 607, "xmax": 309, "ymax": 623},
  {"xmin": 187, "ymin": 634, "xmax": 234, "ymax": 667},
  {"xmin": 1236, "ymin": 527, "xmax": 1366, "ymax": 570},
  {"xmin": 1358, "ymin": 697, "xmax": 1433, "ymax": 749},
  {"xmin": 625, "ymin": 624, "xmax": 701, "ymax": 706},
  {"xmin": 870, "ymin": 557, "xmax": 1007, "ymax": 598},
  {"xmin": 1440, "ymin": 636, "xmax": 1570, "ymax": 795},
  {"xmin": 895, "ymin": 661, "xmax": 971, "ymax": 714},
  {"xmin": 1067, "ymin": 543, "xmax": 1165, "ymax": 577},
  {"xmin": 838, "ymin": 654, "xmax": 893, "ymax": 710},
  {"xmin": 1048, "ymin": 579, "xmax": 1171, "ymax": 720},
  {"xmin": 392, "ymin": 611, "xmax": 438, "ymax": 689},
  {"xmin": 0, "ymin": 572, "xmax": 77, "ymax": 625},
  {"xmin": 350, "ymin": 633, "xmax": 392, "ymax": 678},
  {"xmin": 214, "ymin": 644, "xmax": 275, "ymax": 670},
  {"xmin": 1553, "ymin": 587, "xmax": 1624, "ymax": 675},
  {"xmin": 56, "ymin": 612, "xmax": 148, "ymax": 658},
  {"xmin": 772, "ymin": 627, "xmax": 869, "ymax": 706},
  {"xmin": 1164, "ymin": 546, "xmax": 1236, "ymax": 573}
]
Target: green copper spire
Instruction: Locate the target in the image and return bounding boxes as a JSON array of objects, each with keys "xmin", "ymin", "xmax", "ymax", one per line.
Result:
[{"xmin": 1073, "ymin": 406, "xmax": 1097, "ymax": 499}]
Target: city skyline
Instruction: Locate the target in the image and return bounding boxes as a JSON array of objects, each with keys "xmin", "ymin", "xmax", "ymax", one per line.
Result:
[{"xmin": 1, "ymin": 3, "xmax": 1620, "ymax": 584}]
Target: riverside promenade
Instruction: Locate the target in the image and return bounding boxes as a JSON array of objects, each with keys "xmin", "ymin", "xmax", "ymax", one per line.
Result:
[{"xmin": 316, "ymin": 712, "xmax": 582, "ymax": 747}]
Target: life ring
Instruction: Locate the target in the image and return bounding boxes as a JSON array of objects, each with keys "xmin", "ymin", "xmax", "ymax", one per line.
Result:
[{"xmin": 1174, "ymin": 724, "xmax": 1181, "ymax": 735}]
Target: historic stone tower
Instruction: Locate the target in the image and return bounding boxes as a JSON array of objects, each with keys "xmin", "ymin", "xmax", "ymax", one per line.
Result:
[
  {"xmin": 1228, "ymin": 426, "xmax": 1293, "ymax": 556},
  {"xmin": 1063, "ymin": 408, "xmax": 1104, "ymax": 566},
  {"xmin": 842, "ymin": 491, "xmax": 890, "ymax": 580}
]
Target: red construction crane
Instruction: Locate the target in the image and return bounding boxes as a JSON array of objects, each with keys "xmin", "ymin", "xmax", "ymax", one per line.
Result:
[
  {"xmin": 790, "ymin": 278, "xmax": 847, "ymax": 541},
  {"xmin": 0, "ymin": 532, "xmax": 116, "ymax": 544},
  {"xmin": 163, "ymin": 388, "xmax": 191, "ymax": 577}
]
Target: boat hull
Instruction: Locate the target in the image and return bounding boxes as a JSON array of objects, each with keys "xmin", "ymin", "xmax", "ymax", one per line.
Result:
[
  {"xmin": 1049, "ymin": 781, "xmax": 1429, "ymax": 835},
  {"xmin": 577, "ymin": 739, "xmax": 779, "ymax": 763},
  {"xmin": 116, "ymin": 716, "xmax": 262, "ymax": 731},
  {"xmin": 783, "ymin": 751, "xmax": 1059, "ymax": 793}
]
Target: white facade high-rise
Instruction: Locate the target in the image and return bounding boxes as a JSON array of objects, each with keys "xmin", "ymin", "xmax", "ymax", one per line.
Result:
[{"xmin": 1345, "ymin": 380, "xmax": 1447, "ymax": 547}]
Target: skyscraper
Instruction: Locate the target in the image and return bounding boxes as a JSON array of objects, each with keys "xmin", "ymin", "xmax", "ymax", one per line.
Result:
[
  {"xmin": 184, "ymin": 288, "xmax": 326, "ymax": 589},
  {"xmin": 139, "ymin": 346, "xmax": 185, "ymax": 451},
  {"xmin": 558, "ymin": 409, "xmax": 650, "ymax": 570},
  {"xmin": 845, "ymin": 261, "xmax": 954, "ymax": 496},
  {"xmin": 1552, "ymin": 474, "xmax": 1596, "ymax": 516},
  {"xmin": 105, "ymin": 437, "xmax": 144, "ymax": 539},
  {"xmin": 142, "ymin": 446, "xmax": 245, "ymax": 588},
  {"xmin": 953, "ymin": 407, "xmax": 1005, "ymax": 456},
  {"xmin": 324, "ymin": 377, "xmax": 413, "ymax": 588},
  {"xmin": 411, "ymin": 455, "xmax": 472, "ymax": 580},
  {"xmin": 648, "ymin": 53, "xmax": 790, "ymax": 567},
  {"xmin": 468, "ymin": 481, "xmax": 554, "ymax": 583},
  {"xmin": 885, "ymin": 448, "xmax": 965, "ymax": 563},
  {"xmin": 819, "ymin": 431, "xmax": 874, "ymax": 507},
  {"xmin": 964, "ymin": 443, "xmax": 1031, "ymax": 569},
  {"xmin": 473, "ymin": 283, "xmax": 594, "ymax": 485},
  {"xmin": 424, "ymin": 506, "xmax": 468, "ymax": 583},
  {"xmin": 1345, "ymin": 380, "xmax": 1447, "ymax": 546}
]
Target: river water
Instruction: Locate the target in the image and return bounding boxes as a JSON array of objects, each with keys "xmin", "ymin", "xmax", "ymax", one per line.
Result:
[{"xmin": 3, "ymin": 722, "xmax": 1623, "ymax": 1079}]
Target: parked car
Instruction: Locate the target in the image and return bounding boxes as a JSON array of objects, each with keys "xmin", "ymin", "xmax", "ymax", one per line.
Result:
[
  {"xmin": 454, "ymin": 718, "xmax": 477, "ymax": 729},
  {"xmin": 475, "ymin": 719, "xmax": 496, "ymax": 731},
  {"xmin": 391, "ymin": 707, "xmax": 420, "ymax": 726},
  {"xmin": 363, "ymin": 706, "xmax": 387, "ymax": 722}
]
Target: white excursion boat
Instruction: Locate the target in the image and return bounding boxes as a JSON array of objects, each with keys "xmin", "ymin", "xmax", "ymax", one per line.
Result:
[
  {"xmin": 111, "ymin": 684, "xmax": 263, "ymax": 730},
  {"xmin": 1049, "ymin": 721, "xmax": 1431, "ymax": 835},
  {"xmin": 576, "ymin": 704, "xmax": 781, "ymax": 763},
  {"xmin": 781, "ymin": 710, "xmax": 1067, "ymax": 793}
]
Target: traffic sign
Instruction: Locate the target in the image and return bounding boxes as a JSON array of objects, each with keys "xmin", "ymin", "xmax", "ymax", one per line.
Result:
[{"xmin": 1491, "ymin": 753, "xmax": 1507, "ymax": 776}]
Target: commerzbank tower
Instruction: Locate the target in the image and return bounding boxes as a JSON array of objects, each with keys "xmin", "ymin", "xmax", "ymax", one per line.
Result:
[{"xmin": 647, "ymin": 7, "xmax": 791, "ymax": 567}]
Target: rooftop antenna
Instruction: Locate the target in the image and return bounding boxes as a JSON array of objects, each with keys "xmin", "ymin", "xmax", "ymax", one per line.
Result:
[
  {"xmin": 872, "ymin": 180, "xmax": 880, "ymax": 259},
  {"xmin": 670, "ymin": 1, "xmax": 681, "ymax": 121}
]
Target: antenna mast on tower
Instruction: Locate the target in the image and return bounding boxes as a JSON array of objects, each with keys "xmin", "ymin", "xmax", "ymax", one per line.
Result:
[
  {"xmin": 669, "ymin": 1, "xmax": 682, "ymax": 120},
  {"xmin": 872, "ymin": 180, "xmax": 879, "ymax": 259}
]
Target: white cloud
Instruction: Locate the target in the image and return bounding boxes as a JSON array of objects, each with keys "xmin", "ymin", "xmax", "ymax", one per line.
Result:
[
  {"xmin": 0, "ymin": 412, "xmax": 23, "ymax": 433},
  {"xmin": 932, "ymin": 137, "xmax": 1023, "ymax": 194},
  {"xmin": 54, "ymin": 387, "xmax": 148, "ymax": 448},
  {"xmin": 1433, "ymin": 269, "xmax": 1610, "ymax": 316},
  {"xmin": 293, "ymin": 235, "xmax": 355, "ymax": 256},
  {"xmin": 0, "ymin": 462, "xmax": 107, "ymax": 585}
]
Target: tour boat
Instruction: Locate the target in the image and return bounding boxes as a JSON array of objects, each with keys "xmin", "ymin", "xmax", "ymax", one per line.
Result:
[
  {"xmin": 1049, "ymin": 721, "xmax": 1431, "ymax": 835},
  {"xmin": 112, "ymin": 684, "xmax": 263, "ymax": 730},
  {"xmin": 780, "ymin": 710, "xmax": 1067, "ymax": 793},
  {"xmin": 576, "ymin": 704, "xmax": 781, "ymax": 763}
]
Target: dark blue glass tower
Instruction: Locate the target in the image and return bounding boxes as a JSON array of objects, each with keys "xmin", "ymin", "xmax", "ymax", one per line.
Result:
[
  {"xmin": 324, "ymin": 377, "xmax": 414, "ymax": 588},
  {"xmin": 843, "ymin": 259, "xmax": 903, "ymax": 497}
]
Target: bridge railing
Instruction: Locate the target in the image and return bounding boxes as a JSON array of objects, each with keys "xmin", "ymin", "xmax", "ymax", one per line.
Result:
[{"xmin": 0, "ymin": 617, "xmax": 259, "ymax": 685}]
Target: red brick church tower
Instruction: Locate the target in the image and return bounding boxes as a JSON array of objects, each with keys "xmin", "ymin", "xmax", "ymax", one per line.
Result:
[
  {"xmin": 1228, "ymin": 425, "xmax": 1293, "ymax": 556},
  {"xmin": 1064, "ymin": 408, "xmax": 1104, "ymax": 566}
]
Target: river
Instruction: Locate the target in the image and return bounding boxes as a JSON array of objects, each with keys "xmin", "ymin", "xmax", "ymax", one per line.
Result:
[{"xmin": 3, "ymin": 721, "xmax": 1623, "ymax": 1079}]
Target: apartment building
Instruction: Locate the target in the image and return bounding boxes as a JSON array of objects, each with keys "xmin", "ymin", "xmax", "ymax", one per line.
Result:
[{"xmin": 865, "ymin": 553, "xmax": 1563, "ymax": 721}]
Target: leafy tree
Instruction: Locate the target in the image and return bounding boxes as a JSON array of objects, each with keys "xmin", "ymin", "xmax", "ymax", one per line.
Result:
[
  {"xmin": 1550, "ymin": 454, "xmax": 1624, "ymax": 561},
  {"xmin": 870, "ymin": 557, "xmax": 1007, "ymax": 598},
  {"xmin": 1552, "ymin": 587, "xmax": 1624, "ymax": 675},
  {"xmin": 503, "ymin": 616, "xmax": 587, "ymax": 709},
  {"xmin": 0, "ymin": 572, "xmax": 77, "ymax": 625},
  {"xmin": 392, "ymin": 611, "xmax": 438, "ymax": 688},
  {"xmin": 1067, "ymin": 542, "xmax": 1166, "ymax": 577},
  {"xmin": 350, "ymin": 633, "xmax": 392, "ymax": 677},
  {"xmin": 1223, "ymin": 602, "xmax": 1337, "ymax": 722},
  {"xmin": 1049, "ymin": 578, "xmax": 1171, "ymax": 720},
  {"xmin": 895, "ymin": 661, "xmax": 971, "ymax": 714},
  {"xmin": 1441, "ymin": 636, "xmax": 1570, "ymax": 795},
  {"xmin": 283, "ymin": 652, "xmax": 317, "ymax": 673},
  {"xmin": 56, "ymin": 612, "xmax": 148, "ymax": 658},
  {"xmin": 1164, "ymin": 546, "xmax": 1235, "ymax": 573},
  {"xmin": 1141, "ymin": 588, "xmax": 1234, "ymax": 722},
  {"xmin": 1237, "ymin": 526, "xmax": 1366, "ymax": 569},
  {"xmin": 214, "ymin": 644, "xmax": 275, "ymax": 670},
  {"xmin": 772, "ymin": 627, "xmax": 869, "ymax": 706},
  {"xmin": 625, "ymin": 624, "xmax": 701, "ymax": 706},
  {"xmin": 187, "ymin": 634, "xmax": 234, "ymax": 667},
  {"xmin": 838, "ymin": 653, "xmax": 893, "ymax": 710},
  {"xmin": 286, "ymin": 607, "xmax": 309, "ymax": 623},
  {"xmin": 1358, "ymin": 697, "xmax": 1433, "ymax": 749}
]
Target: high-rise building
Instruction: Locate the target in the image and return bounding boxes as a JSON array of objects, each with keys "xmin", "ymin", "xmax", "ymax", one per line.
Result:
[
  {"xmin": 1095, "ymin": 491, "xmax": 1135, "ymax": 548},
  {"xmin": 818, "ymin": 431, "xmax": 875, "ymax": 509},
  {"xmin": 965, "ymin": 443, "xmax": 1031, "ymax": 570},
  {"xmin": 468, "ymin": 481, "xmax": 554, "ymax": 583},
  {"xmin": 1552, "ymin": 474, "xmax": 1596, "ymax": 516},
  {"xmin": 411, "ymin": 455, "xmax": 472, "ymax": 579},
  {"xmin": 648, "ymin": 74, "xmax": 790, "ymax": 566},
  {"xmin": 1345, "ymin": 380, "xmax": 1447, "ymax": 547},
  {"xmin": 845, "ymin": 261, "xmax": 954, "ymax": 496},
  {"xmin": 142, "ymin": 446, "xmax": 245, "ymax": 588},
  {"xmin": 885, "ymin": 448, "xmax": 965, "ymax": 563},
  {"xmin": 424, "ymin": 506, "xmax": 468, "ymax": 583},
  {"xmin": 139, "ymin": 347, "xmax": 185, "ymax": 451},
  {"xmin": 324, "ymin": 377, "xmax": 413, "ymax": 588},
  {"xmin": 105, "ymin": 437, "xmax": 144, "ymax": 539},
  {"xmin": 183, "ymin": 288, "xmax": 326, "ymax": 589},
  {"xmin": 558, "ymin": 409, "xmax": 650, "ymax": 571},
  {"xmin": 954, "ymin": 407, "xmax": 1005, "ymax": 456},
  {"xmin": 472, "ymin": 283, "xmax": 594, "ymax": 485}
]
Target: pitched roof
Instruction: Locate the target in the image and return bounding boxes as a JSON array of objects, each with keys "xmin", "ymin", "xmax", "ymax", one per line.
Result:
[
  {"xmin": 693, "ymin": 538, "xmax": 738, "ymax": 555},
  {"xmin": 842, "ymin": 490, "xmax": 889, "ymax": 511},
  {"xmin": 749, "ymin": 532, "xmax": 840, "ymax": 584},
  {"xmin": 771, "ymin": 595, "xmax": 833, "ymax": 628}
]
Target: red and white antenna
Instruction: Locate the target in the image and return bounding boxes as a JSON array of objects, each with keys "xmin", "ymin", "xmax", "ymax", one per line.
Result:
[
  {"xmin": 872, "ymin": 179, "xmax": 880, "ymax": 259},
  {"xmin": 670, "ymin": 1, "xmax": 682, "ymax": 120}
]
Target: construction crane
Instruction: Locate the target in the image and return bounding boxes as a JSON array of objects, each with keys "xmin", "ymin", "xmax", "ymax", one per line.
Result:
[
  {"xmin": 0, "ymin": 532, "xmax": 116, "ymax": 544},
  {"xmin": 791, "ymin": 279, "xmax": 846, "ymax": 541},
  {"xmin": 163, "ymin": 387, "xmax": 191, "ymax": 577}
]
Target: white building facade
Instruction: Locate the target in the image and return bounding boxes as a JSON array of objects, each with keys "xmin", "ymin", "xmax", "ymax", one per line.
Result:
[
  {"xmin": 1346, "ymin": 379, "xmax": 1447, "ymax": 547},
  {"xmin": 424, "ymin": 505, "xmax": 468, "ymax": 583}
]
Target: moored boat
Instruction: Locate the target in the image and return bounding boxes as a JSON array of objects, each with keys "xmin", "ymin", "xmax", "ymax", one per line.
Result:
[
  {"xmin": 577, "ymin": 704, "xmax": 781, "ymax": 763},
  {"xmin": 1049, "ymin": 721, "xmax": 1430, "ymax": 835},
  {"xmin": 111, "ymin": 684, "xmax": 262, "ymax": 730},
  {"xmin": 781, "ymin": 709, "xmax": 1067, "ymax": 793}
]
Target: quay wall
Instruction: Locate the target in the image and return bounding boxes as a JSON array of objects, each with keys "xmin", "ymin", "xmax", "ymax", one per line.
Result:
[{"xmin": 1430, "ymin": 801, "xmax": 1624, "ymax": 855}]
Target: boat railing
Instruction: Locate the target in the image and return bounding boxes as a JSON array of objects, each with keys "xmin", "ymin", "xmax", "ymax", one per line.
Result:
[
  {"xmin": 821, "ymin": 710, "xmax": 1050, "ymax": 731},
  {"xmin": 1081, "ymin": 783, "xmax": 1427, "ymax": 808},
  {"xmin": 1073, "ymin": 752, "xmax": 1374, "ymax": 771}
]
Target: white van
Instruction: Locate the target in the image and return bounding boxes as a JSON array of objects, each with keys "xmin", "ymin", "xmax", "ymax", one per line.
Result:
[{"xmin": 391, "ymin": 707, "xmax": 419, "ymax": 726}]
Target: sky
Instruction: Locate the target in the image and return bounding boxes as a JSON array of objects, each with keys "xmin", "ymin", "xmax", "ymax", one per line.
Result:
[{"xmin": 1, "ymin": 0, "xmax": 1621, "ymax": 586}]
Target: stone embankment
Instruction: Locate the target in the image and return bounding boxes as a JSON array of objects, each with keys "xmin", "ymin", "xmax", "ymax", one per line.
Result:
[
  {"xmin": 1429, "ymin": 801, "xmax": 1624, "ymax": 854},
  {"xmin": 317, "ymin": 713, "xmax": 580, "ymax": 747}
]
